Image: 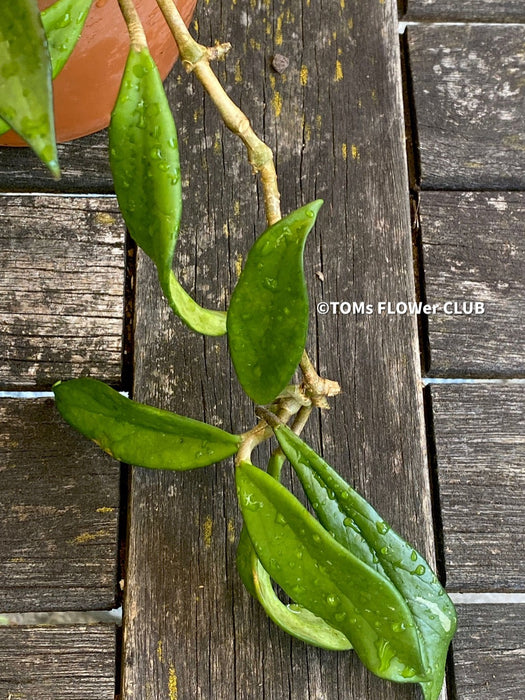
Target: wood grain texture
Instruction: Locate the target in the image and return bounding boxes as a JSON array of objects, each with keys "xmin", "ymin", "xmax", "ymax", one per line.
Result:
[
  {"xmin": 0, "ymin": 196, "xmax": 126, "ymax": 389},
  {"xmin": 0, "ymin": 132, "xmax": 113, "ymax": 193},
  {"xmin": 0, "ymin": 625, "xmax": 116, "ymax": 699},
  {"xmin": 431, "ymin": 384, "xmax": 525, "ymax": 592},
  {"xmin": 408, "ymin": 25, "xmax": 525, "ymax": 190},
  {"xmin": 405, "ymin": 0, "xmax": 525, "ymax": 21},
  {"xmin": 0, "ymin": 399, "xmax": 120, "ymax": 612},
  {"xmin": 123, "ymin": 1, "xmax": 437, "ymax": 698},
  {"xmin": 453, "ymin": 604, "xmax": 525, "ymax": 700},
  {"xmin": 420, "ymin": 191, "xmax": 525, "ymax": 377}
]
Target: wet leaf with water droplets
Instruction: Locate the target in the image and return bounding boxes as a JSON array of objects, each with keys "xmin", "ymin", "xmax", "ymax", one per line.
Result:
[
  {"xmin": 272, "ymin": 424, "xmax": 457, "ymax": 700},
  {"xmin": 109, "ymin": 46, "xmax": 226, "ymax": 336},
  {"xmin": 227, "ymin": 201, "xmax": 322, "ymax": 404},
  {"xmin": 236, "ymin": 461, "xmax": 428, "ymax": 682},
  {"xmin": 53, "ymin": 378, "xmax": 240, "ymax": 470},
  {"xmin": 0, "ymin": 0, "xmax": 59, "ymax": 176}
]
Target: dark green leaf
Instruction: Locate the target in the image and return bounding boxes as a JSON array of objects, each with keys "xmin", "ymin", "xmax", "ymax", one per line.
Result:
[
  {"xmin": 227, "ymin": 201, "xmax": 322, "ymax": 404},
  {"xmin": 273, "ymin": 424, "xmax": 457, "ymax": 700},
  {"xmin": 53, "ymin": 378, "xmax": 240, "ymax": 470},
  {"xmin": 109, "ymin": 46, "xmax": 226, "ymax": 336},
  {"xmin": 0, "ymin": 0, "xmax": 59, "ymax": 176},
  {"xmin": 236, "ymin": 461, "xmax": 428, "ymax": 683}
]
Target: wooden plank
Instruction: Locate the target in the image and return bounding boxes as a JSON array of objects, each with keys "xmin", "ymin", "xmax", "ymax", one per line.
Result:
[
  {"xmin": 123, "ymin": 1, "xmax": 436, "ymax": 698},
  {"xmin": 0, "ymin": 399, "xmax": 120, "ymax": 612},
  {"xmin": 431, "ymin": 384, "xmax": 525, "ymax": 592},
  {"xmin": 0, "ymin": 625, "xmax": 116, "ymax": 699},
  {"xmin": 0, "ymin": 196, "xmax": 126, "ymax": 389},
  {"xmin": 406, "ymin": 0, "xmax": 525, "ymax": 21},
  {"xmin": 420, "ymin": 191, "xmax": 525, "ymax": 377},
  {"xmin": 408, "ymin": 25, "xmax": 525, "ymax": 190},
  {"xmin": 453, "ymin": 604, "xmax": 525, "ymax": 700},
  {"xmin": 0, "ymin": 132, "xmax": 113, "ymax": 194}
]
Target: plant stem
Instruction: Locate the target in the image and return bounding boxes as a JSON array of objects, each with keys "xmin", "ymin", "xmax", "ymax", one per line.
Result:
[
  {"xmin": 155, "ymin": 0, "xmax": 281, "ymax": 226},
  {"xmin": 299, "ymin": 351, "xmax": 341, "ymax": 407},
  {"xmin": 118, "ymin": 0, "xmax": 148, "ymax": 51}
]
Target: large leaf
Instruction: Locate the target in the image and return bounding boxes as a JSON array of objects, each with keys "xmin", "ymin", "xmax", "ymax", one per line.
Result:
[
  {"xmin": 53, "ymin": 378, "xmax": 240, "ymax": 470},
  {"xmin": 273, "ymin": 424, "xmax": 457, "ymax": 700},
  {"xmin": 227, "ymin": 201, "xmax": 322, "ymax": 404},
  {"xmin": 236, "ymin": 461, "xmax": 428, "ymax": 683},
  {"xmin": 109, "ymin": 46, "xmax": 226, "ymax": 336},
  {"xmin": 0, "ymin": 0, "xmax": 59, "ymax": 176}
]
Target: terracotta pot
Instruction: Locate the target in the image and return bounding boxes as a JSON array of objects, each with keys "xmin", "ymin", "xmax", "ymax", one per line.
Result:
[{"xmin": 0, "ymin": 0, "xmax": 197, "ymax": 145}]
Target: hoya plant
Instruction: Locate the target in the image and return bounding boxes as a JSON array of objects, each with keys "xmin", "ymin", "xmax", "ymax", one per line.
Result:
[{"xmin": 0, "ymin": 1, "xmax": 457, "ymax": 697}]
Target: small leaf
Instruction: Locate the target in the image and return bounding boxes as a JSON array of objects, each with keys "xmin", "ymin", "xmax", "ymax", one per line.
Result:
[
  {"xmin": 273, "ymin": 424, "xmax": 457, "ymax": 700},
  {"xmin": 109, "ymin": 46, "xmax": 226, "ymax": 336},
  {"xmin": 0, "ymin": 0, "xmax": 59, "ymax": 176},
  {"xmin": 53, "ymin": 378, "xmax": 240, "ymax": 470},
  {"xmin": 0, "ymin": 0, "xmax": 94, "ymax": 137},
  {"xmin": 227, "ymin": 201, "xmax": 322, "ymax": 404},
  {"xmin": 236, "ymin": 461, "xmax": 428, "ymax": 683}
]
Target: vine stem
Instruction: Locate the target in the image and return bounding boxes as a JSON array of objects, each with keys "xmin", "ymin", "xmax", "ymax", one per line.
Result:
[
  {"xmin": 155, "ymin": 0, "xmax": 281, "ymax": 226},
  {"xmin": 118, "ymin": 0, "xmax": 148, "ymax": 51}
]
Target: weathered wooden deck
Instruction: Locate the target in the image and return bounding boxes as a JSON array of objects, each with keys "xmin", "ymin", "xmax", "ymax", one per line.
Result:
[{"xmin": 1, "ymin": 0, "xmax": 523, "ymax": 698}]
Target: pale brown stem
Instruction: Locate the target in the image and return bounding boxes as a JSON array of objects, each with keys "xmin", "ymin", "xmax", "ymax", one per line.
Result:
[
  {"xmin": 118, "ymin": 0, "xmax": 148, "ymax": 51},
  {"xmin": 299, "ymin": 351, "xmax": 341, "ymax": 407},
  {"xmin": 155, "ymin": 0, "xmax": 281, "ymax": 225}
]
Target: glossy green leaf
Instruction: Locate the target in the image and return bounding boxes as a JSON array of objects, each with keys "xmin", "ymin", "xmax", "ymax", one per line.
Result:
[
  {"xmin": 236, "ymin": 461, "xmax": 428, "ymax": 683},
  {"xmin": 227, "ymin": 201, "xmax": 322, "ymax": 404},
  {"xmin": 109, "ymin": 46, "xmax": 226, "ymax": 336},
  {"xmin": 0, "ymin": 0, "xmax": 59, "ymax": 176},
  {"xmin": 0, "ymin": 0, "xmax": 94, "ymax": 137},
  {"xmin": 53, "ymin": 378, "xmax": 240, "ymax": 470},
  {"xmin": 273, "ymin": 424, "xmax": 457, "ymax": 700},
  {"xmin": 237, "ymin": 449, "xmax": 352, "ymax": 650}
]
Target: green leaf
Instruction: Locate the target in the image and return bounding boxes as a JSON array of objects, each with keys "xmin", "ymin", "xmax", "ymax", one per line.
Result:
[
  {"xmin": 0, "ymin": 0, "xmax": 59, "ymax": 176},
  {"xmin": 236, "ymin": 461, "xmax": 428, "ymax": 683},
  {"xmin": 227, "ymin": 201, "xmax": 322, "ymax": 404},
  {"xmin": 273, "ymin": 424, "xmax": 457, "ymax": 700},
  {"xmin": 53, "ymin": 378, "xmax": 240, "ymax": 470},
  {"xmin": 0, "ymin": 0, "xmax": 94, "ymax": 137},
  {"xmin": 237, "ymin": 448, "xmax": 353, "ymax": 650},
  {"xmin": 109, "ymin": 46, "xmax": 226, "ymax": 336}
]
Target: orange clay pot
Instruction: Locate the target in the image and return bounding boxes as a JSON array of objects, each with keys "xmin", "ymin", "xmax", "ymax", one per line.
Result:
[{"xmin": 0, "ymin": 0, "xmax": 197, "ymax": 145}]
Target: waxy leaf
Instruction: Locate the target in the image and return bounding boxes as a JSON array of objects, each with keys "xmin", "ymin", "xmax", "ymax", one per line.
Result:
[
  {"xmin": 237, "ymin": 526, "xmax": 352, "ymax": 650},
  {"xmin": 236, "ymin": 461, "xmax": 428, "ymax": 683},
  {"xmin": 53, "ymin": 378, "xmax": 240, "ymax": 470},
  {"xmin": 110, "ymin": 46, "xmax": 226, "ymax": 336},
  {"xmin": 0, "ymin": 0, "xmax": 94, "ymax": 137},
  {"xmin": 0, "ymin": 0, "xmax": 59, "ymax": 176},
  {"xmin": 273, "ymin": 424, "xmax": 457, "ymax": 700},
  {"xmin": 227, "ymin": 201, "xmax": 323, "ymax": 404},
  {"xmin": 237, "ymin": 451, "xmax": 352, "ymax": 650}
]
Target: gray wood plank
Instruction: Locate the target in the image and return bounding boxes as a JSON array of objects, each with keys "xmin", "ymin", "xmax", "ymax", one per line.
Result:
[
  {"xmin": 123, "ymin": 0, "xmax": 437, "ymax": 698},
  {"xmin": 0, "ymin": 196, "xmax": 126, "ymax": 389},
  {"xmin": 0, "ymin": 625, "xmax": 116, "ymax": 699},
  {"xmin": 406, "ymin": 0, "xmax": 525, "ymax": 21},
  {"xmin": 431, "ymin": 384, "xmax": 525, "ymax": 592},
  {"xmin": 420, "ymin": 191, "xmax": 525, "ymax": 377},
  {"xmin": 453, "ymin": 604, "xmax": 525, "ymax": 700},
  {"xmin": 0, "ymin": 132, "xmax": 113, "ymax": 194},
  {"xmin": 0, "ymin": 399, "xmax": 120, "ymax": 612},
  {"xmin": 408, "ymin": 25, "xmax": 525, "ymax": 190}
]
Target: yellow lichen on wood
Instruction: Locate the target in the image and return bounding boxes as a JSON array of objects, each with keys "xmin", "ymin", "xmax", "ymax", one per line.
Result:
[
  {"xmin": 203, "ymin": 515, "xmax": 213, "ymax": 547},
  {"xmin": 342, "ymin": 143, "xmax": 347, "ymax": 160},
  {"xmin": 351, "ymin": 144, "xmax": 360, "ymax": 160},
  {"xmin": 275, "ymin": 15, "xmax": 283, "ymax": 46},
  {"xmin": 96, "ymin": 507, "xmax": 115, "ymax": 513},
  {"xmin": 94, "ymin": 212, "xmax": 117, "ymax": 226},
  {"xmin": 335, "ymin": 60, "xmax": 343, "ymax": 82},
  {"xmin": 234, "ymin": 60, "xmax": 242, "ymax": 84},
  {"xmin": 168, "ymin": 665, "xmax": 178, "ymax": 700},
  {"xmin": 70, "ymin": 530, "xmax": 109, "ymax": 545},
  {"xmin": 233, "ymin": 200, "xmax": 240, "ymax": 216},
  {"xmin": 300, "ymin": 65, "xmax": 308, "ymax": 86},
  {"xmin": 227, "ymin": 518, "xmax": 236, "ymax": 543},
  {"xmin": 157, "ymin": 639, "xmax": 164, "ymax": 662}
]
